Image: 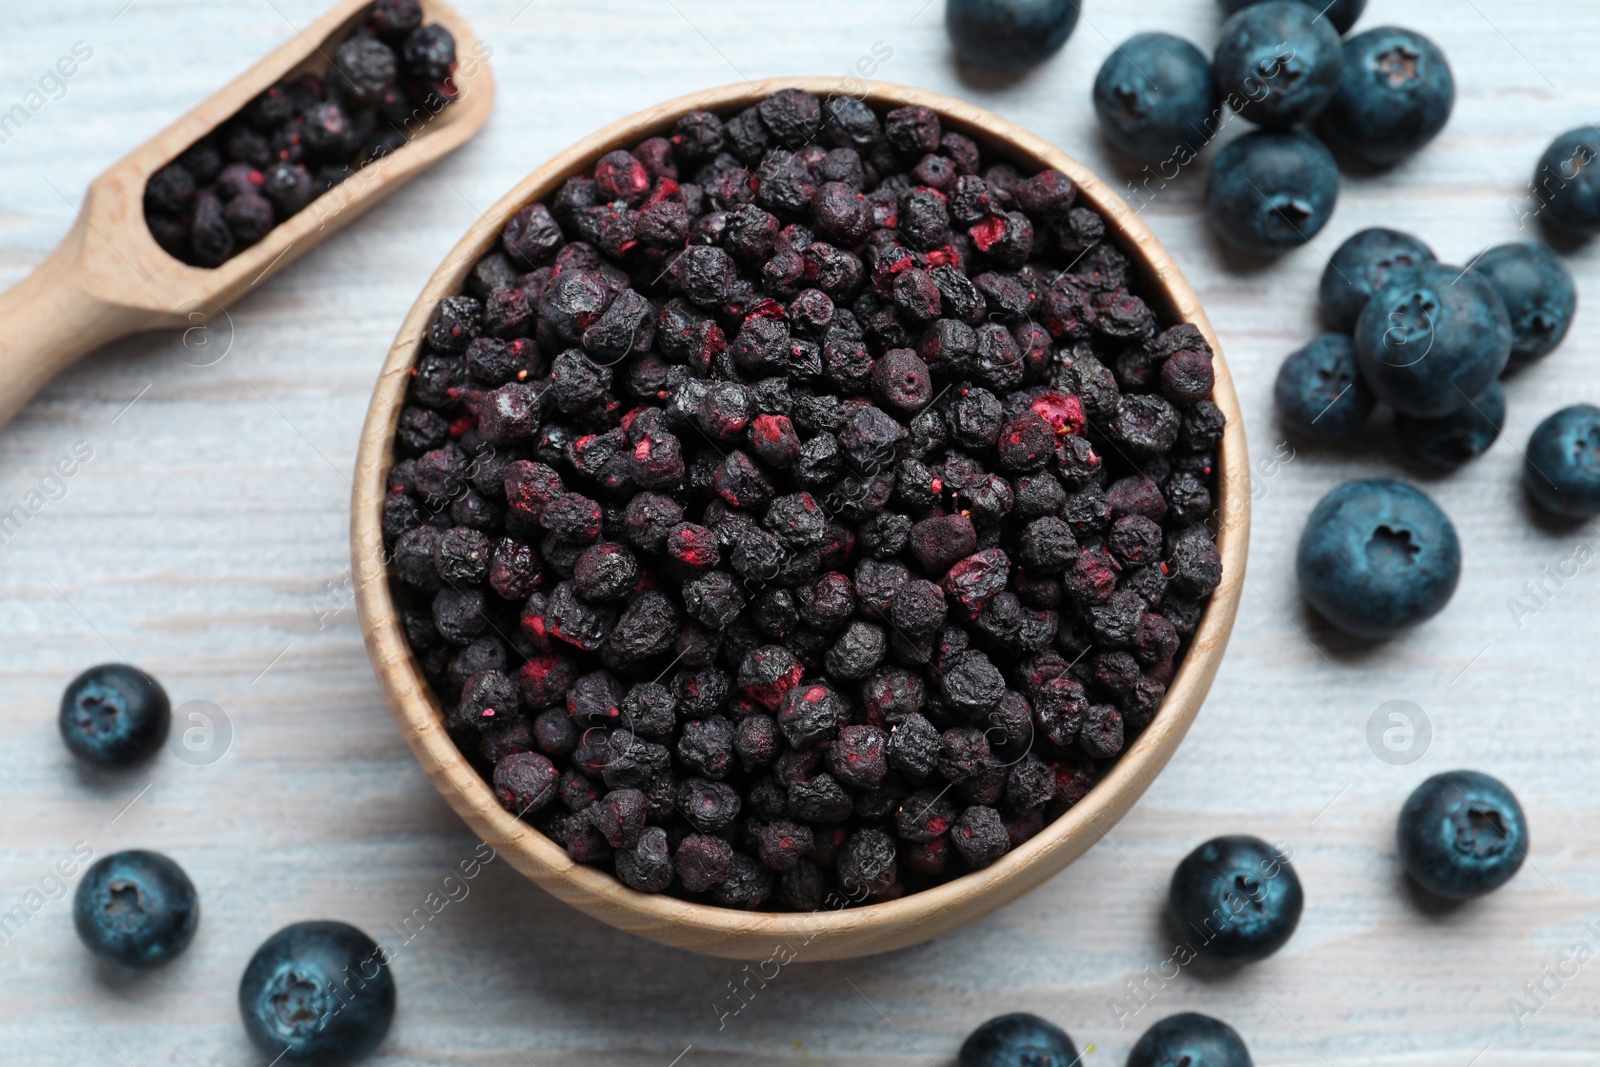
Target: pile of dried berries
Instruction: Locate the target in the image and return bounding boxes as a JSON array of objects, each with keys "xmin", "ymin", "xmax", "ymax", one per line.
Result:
[
  {"xmin": 143, "ymin": 0, "xmax": 457, "ymax": 268},
  {"xmin": 383, "ymin": 88, "xmax": 1225, "ymax": 911}
]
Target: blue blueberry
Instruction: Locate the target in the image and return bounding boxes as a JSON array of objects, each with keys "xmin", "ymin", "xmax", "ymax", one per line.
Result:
[
  {"xmin": 1352, "ymin": 262, "xmax": 1511, "ymax": 418},
  {"xmin": 958, "ymin": 1013, "xmax": 1077, "ymax": 1067},
  {"xmin": 239, "ymin": 921, "xmax": 395, "ymax": 1066},
  {"xmin": 1213, "ymin": 2, "xmax": 1344, "ymax": 130},
  {"xmin": 1525, "ymin": 404, "xmax": 1600, "ymax": 518},
  {"xmin": 1129, "ymin": 1012, "xmax": 1254, "ymax": 1067},
  {"xmin": 1395, "ymin": 380, "xmax": 1505, "ymax": 469},
  {"xmin": 1319, "ymin": 227, "xmax": 1436, "ymax": 333},
  {"xmin": 1168, "ymin": 835, "xmax": 1302, "ymax": 964},
  {"xmin": 59, "ymin": 663, "xmax": 171, "ymax": 768},
  {"xmin": 1533, "ymin": 127, "xmax": 1600, "ymax": 234},
  {"xmin": 1207, "ymin": 131, "xmax": 1339, "ymax": 254},
  {"xmin": 945, "ymin": 0, "xmax": 1081, "ymax": 73},
  {"xmin": 1398, "ymin": 770, "xmax": 1527, "ymax": 900},
  {"xmin": 1218, "ymin": 0, "xmax": 1366, "ymax": 36},
  {"xmin": 1318, "ymin": 27, "xmax": 1454, "ymax": 165},
  {"xmin": 1471, "ymin": 243, "xmax": 1577, "ymax": 365},
  {"xmin": 1296, "ymin": 479, "xmax": 1460, "ymax": 639},
  {"xmin": 73, "ymin": 850, "xmax": 198, "ymax": 970},
  {"xmin": 1093, "ymin": 34, "xmax": 1219, "ymax": 165},
  {"xmin": 1275, "ymin": 334, "xmax": 1376, "ymax": 442}
]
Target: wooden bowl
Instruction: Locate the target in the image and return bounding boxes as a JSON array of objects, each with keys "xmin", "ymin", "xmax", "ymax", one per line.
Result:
[{"xmin": 352, "ymin": 78, "xmax": 1250, "ymax": 962}]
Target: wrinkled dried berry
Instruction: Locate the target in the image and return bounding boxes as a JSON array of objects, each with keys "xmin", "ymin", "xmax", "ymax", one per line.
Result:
[{"xmin": 951, "ymin": 805, "xmax": 1009, "ymax": 868}]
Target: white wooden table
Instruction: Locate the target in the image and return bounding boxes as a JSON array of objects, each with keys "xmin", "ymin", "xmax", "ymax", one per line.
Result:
[{"xmin": 2, "ymin": 1, "xmax": 1598, "ymax": 1063}]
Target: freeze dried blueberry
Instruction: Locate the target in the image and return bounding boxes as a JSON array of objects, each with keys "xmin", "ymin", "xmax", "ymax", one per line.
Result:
[
  {"xmin": 951, "ymin": 805, "xmax": 1009, "ymax": 867},
  {"xmin": 675, "ymin": 833, "xmax": 734, "ymax": 892},
  {"xmin": 905, "ymin": 514, "xmax": 974, "ymax": 574},
  {"xmin": 777, "ymin": 682, "xmax": 847, "ymax": 748},
  {"xmin": 795, "ymin": 572, "xmax": 855, "ymax": 631},
  {"xmin": 606, "ymin": 592, "xmax": 680, "ymax": 663},
  {"xmin": 754, "ymin": 821, "xmax": 813, "ymax": 872},
  {"xmin": 838, "ymin": 828, "xmax": 898, "ymax": 897},
  {"xmin": 1079, "ymin": 704, "xmax": 1124, "ymax": 759},
  {"xmin": 333, "ymin": 36, "xmax": 397, "ymax": 106},
  {"xmin": 939, "ymin": 650, "xmax": 1006, "ymax": 715},
  {"xmin": 541, "ymin": 493, "xmax": 602, "ymax": 544},
  {"xmin": 951, "ymin": 387, "xmax": 1004, "ymax": 451},
  {"xmin": 494, "ymin": 752, "xmax": 559, "ymax": 815},
  {"xmin": 402, "ymin": 23, "xmax": 456, "ymax": 81},
  {"xmin": 838, "ymin": 403, "xmax": 907, "ymax": 468},
  {"xmin": 828, "ymin": 725, "xmax": 890, "ymax": 789},
  {"xmin": 1109, "ymin": 515, "xmax": 1164, "ymax": 565},
  {"xmin": 872, "ymin": 349, "xmax": 934, "ymax": 415},
  {"xmin": 572, "ymin": 542, "xmax": 637, "ymax": 601},
  {"xmin": 679, "ymin": 778, "xmax": 742, "ymax": 833},
  {"xmin": 615, "ymin": 827, "xmax": 674, "ymax": 892},
  {"xmin": 544, "ymin": 581, "xmax": 615, "ymax": 652},
  {"xmin": 678, "ymin": 716, "xmax": 735, "ymax": 779},
  {"xmin": 713, "ymin": 854, "xmax": 773, "ymax": 909},
  {"xmin": 738, "ymin": 645, "xmax": 804, "ymax": 711},
  {"xmin": 1167, "ymin": 525, "xmax": 1223, "ymax": 597},
  {"xmin": 587, "ymin": 787, "xmax": 647, "ymax": 849},
  {"xmin": 1019, "ymin": 517, "xmax": 1076, "ymax": 572},
  {"xmin": 942, "ymin": 549, "xmax": 1011, "ymax": 619},
  {"xmin": 826, "ymin": 620, "xmax": 887, "ymax": 682},
  {"xmin": 887, "ymin": 713, "xmax": 940, "ymax": 780}
]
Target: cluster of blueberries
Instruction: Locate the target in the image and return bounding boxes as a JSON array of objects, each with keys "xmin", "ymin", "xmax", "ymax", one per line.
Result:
[
  {"xmin": 56, "ymin": 665, "xmax": 394, "ymax": 1066},
  {"xmin": 1092, "ymin": 0, "xmax": 1453, "ymax": 255},
  {"xmin": 958, "ymin": 767, "xmax": 1528, "ymax": 1067},
  {"xmin": 1276, "ymin": 226, "xmax": 1583, "ymax": 639},
  {"xmin": 1272, "ymin": 157, "xmax": 1600, "ymax": 643}
]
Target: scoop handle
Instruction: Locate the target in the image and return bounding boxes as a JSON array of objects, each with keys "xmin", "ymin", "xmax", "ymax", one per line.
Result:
[{"xmin": 0, "ymin": 220, "xmax": 155, "ymax": 428}]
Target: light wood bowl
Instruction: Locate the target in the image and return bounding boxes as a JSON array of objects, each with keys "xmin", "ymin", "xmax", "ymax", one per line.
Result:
[{"xmin": 352, "ymin": 78, "xmax": 1250, "ymax": 962}]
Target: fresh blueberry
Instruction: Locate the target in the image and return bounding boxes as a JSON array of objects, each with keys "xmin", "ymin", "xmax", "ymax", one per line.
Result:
[
  {"xmin": 1352, "ymin": 262, "xmax": 1512, "ymax": 418},
  {"xmin": 239, "ymin": 921, "xmax": 395, "ymax": 1066},
  {"xmin": 1168, "ymin": 835, "xmax": 1301, "ymax": 964},
  {"xmin": 1471, "ymin": 243, "xmax": 1577, "ymax": 365},
  {"xmin": 1534, "ymin": 127, "xmax": 1600, "ymax": 234},
  {"xmin": 945, "ymin": 0, "xmax": 1081, "ymax": 73},
  {"xmin": 1525, "ymin": 404, "xmax": 1600, "ymax": 518},
  {"xmin": 958, "ymin": 1013, "xmax": 1078, "ymax": 1067},
  {"xmin": 1398, "ymin": 770, "xmax": 1527, "ymax": 900},
  {"xmin": 1274, "ymin": 334, "xmax": 1375, "ymax": 442},
  {"xmin": 1395, "ymin": 379, "xmax": 1505, "ymax": 469},
  {"xmin": 1093, "ymin": 33, "xmax": 1219, "ymax": 165},
  {"xmin": 59, "ymin": 664, "xmax": 171, "ymax": 768},
  {"xmin": 1218, "ymin": 0, "xmax": 1366, "ymax": 36},
  {"xmin": 1128, "ymin": 1012, "xmax": 1254, "ymax": 1067},
  {"xmin": 1296, "ymin": 479, "xmax": 1460, "ymax": 639},
  {"xmin": 1207, "ymin": 131, "xmax": 1339, "ymax": 254},
  {"xmin": 73, "ymin": 851, "xmax": 198, "ymax": 970},
  {"xmin": 1318, "ymin": 27, "xmax": 1454, "ymax": 165},
  {"xmin": 1319, "ymin": 227, "xmax": 1436, "ymax": 333},
  {"xmin": 1213, "ymin": 2, "xmax": 1344, "ymax": 130}
]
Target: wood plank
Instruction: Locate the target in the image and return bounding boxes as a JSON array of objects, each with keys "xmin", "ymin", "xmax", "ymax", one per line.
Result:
[{"xmin": 1, "ymin": 0, "xmax": 1596, "ymax": 1063}]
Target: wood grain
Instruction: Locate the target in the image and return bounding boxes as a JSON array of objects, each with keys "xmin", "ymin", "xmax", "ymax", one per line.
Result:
[{"xmin": 2, "ymin": 0, "xmax": 1599, "ymax": 1063}]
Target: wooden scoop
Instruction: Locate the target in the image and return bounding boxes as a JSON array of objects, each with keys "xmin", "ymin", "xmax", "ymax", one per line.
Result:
[{"xmin": 0, "ymin": 0, "xmax": 493, "ymax": 427}]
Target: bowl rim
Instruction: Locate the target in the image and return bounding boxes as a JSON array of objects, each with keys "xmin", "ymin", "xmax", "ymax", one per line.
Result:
[{"xmin": 351, "ymin": 76, "xmax": 1250, "ymax": 961}]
